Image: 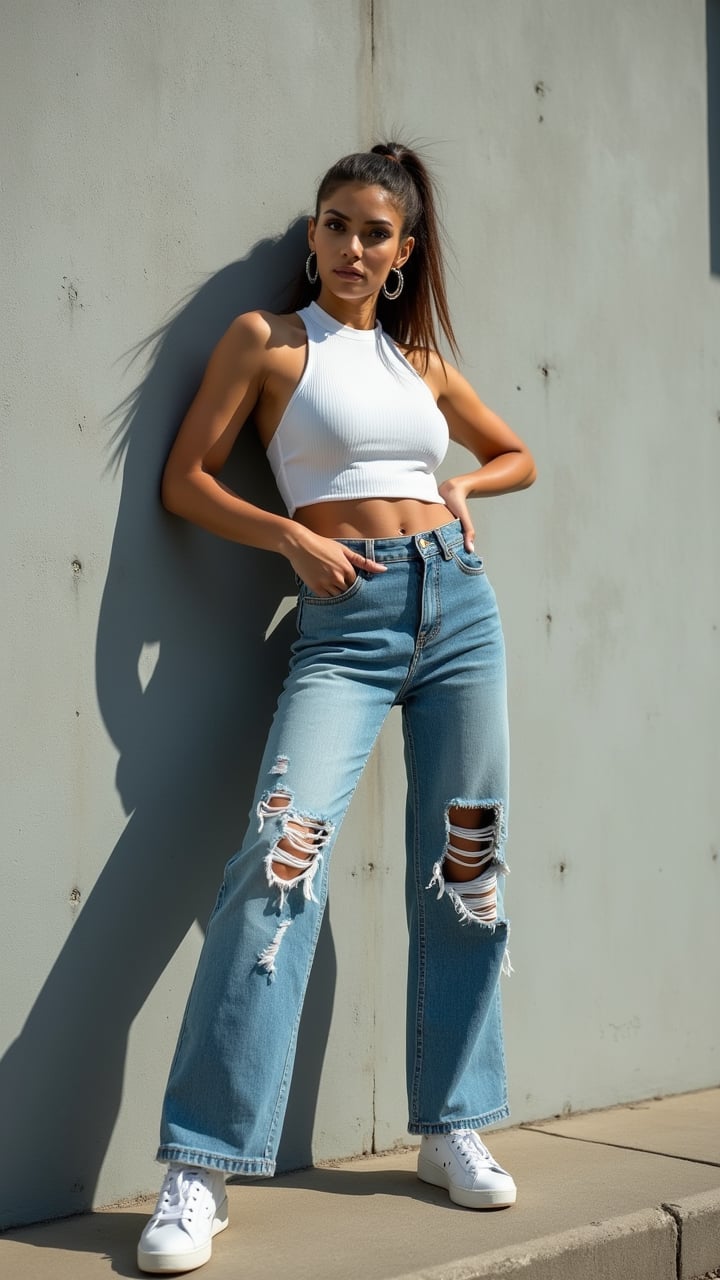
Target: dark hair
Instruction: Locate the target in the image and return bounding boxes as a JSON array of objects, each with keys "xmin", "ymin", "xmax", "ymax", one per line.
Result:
[{"xmin": 292, "ymin": 141, "xmax": 459, "ymax": 367}]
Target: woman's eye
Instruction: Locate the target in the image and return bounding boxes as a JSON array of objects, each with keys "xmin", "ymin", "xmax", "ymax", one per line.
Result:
[
  {"xmin": 370, "ymin": 229, "xmax": 391, "ymax": 240},
  {"xmin": 325, "ymin": 220, "xmax": 344, "ymax": 232}
]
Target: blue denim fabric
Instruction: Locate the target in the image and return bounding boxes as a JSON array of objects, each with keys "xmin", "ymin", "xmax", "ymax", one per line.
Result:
[{"xmin": 158, "ymin": 519, "xmax": 510, "ymax": 1175}]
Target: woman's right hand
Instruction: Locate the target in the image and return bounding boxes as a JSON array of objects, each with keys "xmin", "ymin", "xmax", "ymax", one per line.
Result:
[{"xmin": 285, "ymin": 528, "xmax": 386, "ymax": 597}]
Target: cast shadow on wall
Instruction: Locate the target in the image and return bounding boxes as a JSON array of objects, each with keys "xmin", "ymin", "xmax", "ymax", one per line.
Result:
[{"xmin": 0, "ymin": 221, "xmax": 337, "ymax": 1229}]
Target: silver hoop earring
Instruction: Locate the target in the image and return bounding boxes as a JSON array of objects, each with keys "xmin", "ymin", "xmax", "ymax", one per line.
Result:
[
  {"xmin": 305, "ymin": 252, "xmax": 318, "ymax": 284},
  {"xmin": 382, "ymin": 267, "xmax": 404, "ymax": 300}
]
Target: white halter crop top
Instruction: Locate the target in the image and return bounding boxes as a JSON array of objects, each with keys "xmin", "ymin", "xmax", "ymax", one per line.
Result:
[{"xmin": 265, "ymin": 301, "xmax": 449, "ymax": 516}]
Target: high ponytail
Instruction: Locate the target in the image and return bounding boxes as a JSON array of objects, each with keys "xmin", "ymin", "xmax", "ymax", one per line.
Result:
[
  {"xmin": 293, "ymin": 141, "xmax": 460, "ymax": 368},
  {"xmin": 372, "ymin": 144, "xmax": 459, "ymax": 365}
]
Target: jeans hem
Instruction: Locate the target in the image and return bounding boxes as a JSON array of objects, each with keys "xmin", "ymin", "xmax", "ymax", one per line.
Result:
[
  {"xmin": 407, "ymin": 1102, "xmax": 510, "ymax": 1135},
  {"xmin": 157, "ymin": 1147, "xmax": 276, "ymax": 1177}
]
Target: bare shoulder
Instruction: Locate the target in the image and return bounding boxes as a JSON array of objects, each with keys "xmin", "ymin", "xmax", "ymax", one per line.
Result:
[
  {"xmin": 211, "ymin": 310, "xmax": 306, "ymax": 383},
  {"xmin": 224, "ymin": 308, "xmax": 300, "ymax": 350},
  {"xmin": 400, "ymin": 345, "xmax": 454, "ymax": 399}
]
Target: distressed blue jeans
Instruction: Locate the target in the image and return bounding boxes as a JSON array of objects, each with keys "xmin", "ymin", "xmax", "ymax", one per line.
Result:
[{"xmin": 158, "ymin": 520, "xmax": 511, "ymax": 1175}]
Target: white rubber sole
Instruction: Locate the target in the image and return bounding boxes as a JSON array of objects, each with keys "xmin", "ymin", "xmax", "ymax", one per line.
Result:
[
  {"xmin": 417, "ymin": 1157, "xmax": 517, "ymax": 1209},
  {"xmin": 137, "ymin": 1201, "xmax": 229, "ymax": 1274}
]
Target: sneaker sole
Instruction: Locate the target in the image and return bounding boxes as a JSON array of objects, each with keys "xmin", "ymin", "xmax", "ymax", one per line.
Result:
[
  {"xmin": 417, "ymin": 1158, "xmax": 517, "ymax": 1209},
  {"xmin": 137, "ymin": 1203, "xmax": 229, "ymax": 1274}
]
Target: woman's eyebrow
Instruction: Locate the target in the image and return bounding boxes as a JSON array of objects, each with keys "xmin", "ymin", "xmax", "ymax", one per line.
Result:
[{"xmin": 323, "ymin": 207, "xmax": 394, "ymax": 227}]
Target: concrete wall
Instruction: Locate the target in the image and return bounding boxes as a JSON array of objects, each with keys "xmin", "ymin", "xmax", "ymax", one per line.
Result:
[{"xmin": 1, "ymin": 0, "xmax": 718, "ymax": 1228}]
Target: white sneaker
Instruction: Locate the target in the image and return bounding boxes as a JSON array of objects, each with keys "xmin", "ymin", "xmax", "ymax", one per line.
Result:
[
  {"xmin": 137, "ymin": 1165, "xmax": 229, "ymax": 1274},
  {"xmin": 418, "ymin": 1130, "xmax": 517, "ymax": 1208}
]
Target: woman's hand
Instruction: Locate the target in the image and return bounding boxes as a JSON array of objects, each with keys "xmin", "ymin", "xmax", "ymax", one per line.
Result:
[
  {"xmin": 438, "ymin": 477, "xmax": 475, "ymax": 552},
  {"xmin": 284, "ymin": 527, "xmax": 386, "ymax": 597}
]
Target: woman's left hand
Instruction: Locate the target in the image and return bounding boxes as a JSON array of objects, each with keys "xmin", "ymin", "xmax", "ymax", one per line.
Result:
[{"xmin": 438, "ymin": 477, "xmax": 475, "ymax": 552}]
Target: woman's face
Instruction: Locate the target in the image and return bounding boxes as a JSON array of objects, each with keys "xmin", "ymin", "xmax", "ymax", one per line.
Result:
[{"xmin": 308, "ymin": 182, "xmax": 414, "ymax": 304}]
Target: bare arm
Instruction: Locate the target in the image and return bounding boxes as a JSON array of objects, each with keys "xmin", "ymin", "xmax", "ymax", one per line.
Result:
[
  {"xmin": 161, "ymin": 312, "xmax": 385, "ymax": 594},
  {"xmin": 162, "ymin": 312, "xmax": 292, "ymax": 548},
  {"xmin": 423, "ymin": 356, "xmax": 536, "ymax": 550}
]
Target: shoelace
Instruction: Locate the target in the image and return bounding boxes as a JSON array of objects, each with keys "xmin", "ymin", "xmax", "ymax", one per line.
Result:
[
  {"xmin": 449, "ymin": 1129, "xmax": 505, "ymax": 1173},
  {"xmin": 155, "ymin": 1166, "xmax": 209, "ymax": 1223}
]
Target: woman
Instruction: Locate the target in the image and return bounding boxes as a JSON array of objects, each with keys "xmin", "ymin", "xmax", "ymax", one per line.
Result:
[{"xmin": 138, "ymin": 142, "xmax": 536, "ymax": 1275}]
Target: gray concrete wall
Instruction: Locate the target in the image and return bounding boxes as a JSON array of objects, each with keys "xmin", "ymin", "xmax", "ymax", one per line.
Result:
[{"xmin": 1, "ymin": 0, "xmax": 718, "ymax": 1229}]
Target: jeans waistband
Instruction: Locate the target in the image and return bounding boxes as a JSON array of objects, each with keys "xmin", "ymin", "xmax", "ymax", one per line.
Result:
[{"xmin": 336, "ymin": 518, "xmax": 465, "ymax": 564}]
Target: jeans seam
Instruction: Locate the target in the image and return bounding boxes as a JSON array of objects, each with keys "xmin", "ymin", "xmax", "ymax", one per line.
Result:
[
  {"xmin": 403, "ymin": 711, "xmax": 426, "ymax": 1122},
  {"xmin": 156, "ymin": 1146, "xmax": 276, "ymax": 1177},
  {"xmin": 407, "ymin": 1103, "xmax": 511, "ymax": 1136},
  {"xmin": 429, "ymin": 556, "xmax": 442, "ymax": 640}
]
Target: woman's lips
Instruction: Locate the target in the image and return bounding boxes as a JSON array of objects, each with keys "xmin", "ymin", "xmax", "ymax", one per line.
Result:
[{"xmin": 334, "ymin": 269, "xmax": 364, "ymax": 279}]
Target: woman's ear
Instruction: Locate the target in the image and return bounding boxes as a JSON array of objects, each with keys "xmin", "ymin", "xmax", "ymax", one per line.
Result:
[
  {"xmin": 307, "ymin": 216, "xmax": 316, "ymax": 252},
  {"xmin": 395, "ymin": 235, "xmax": 415, "ymax": 269}
]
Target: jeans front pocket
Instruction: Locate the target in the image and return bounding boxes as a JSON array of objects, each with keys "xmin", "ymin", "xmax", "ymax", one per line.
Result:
[
  {"xmin": 295, "ymin": 571, "xmax": 366, "ymax": 638},
  {"xmin": 300, "ymin": 572, "xmax": 363, "ymax": 606},
  {"xmin": 450, "ymin": 546, "xmax": 486, "ymax": 575}
]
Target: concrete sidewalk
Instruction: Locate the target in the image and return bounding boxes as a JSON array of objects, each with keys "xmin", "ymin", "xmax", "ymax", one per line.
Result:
[{"xmin": 2, "ymin": 1089, "xmax": 719, "ymax": 1280}]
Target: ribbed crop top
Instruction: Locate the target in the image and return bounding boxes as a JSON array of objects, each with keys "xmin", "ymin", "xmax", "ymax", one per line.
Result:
[{"xmin": 265, "ymin": 301, "xmax": 449, "ymax": 516}]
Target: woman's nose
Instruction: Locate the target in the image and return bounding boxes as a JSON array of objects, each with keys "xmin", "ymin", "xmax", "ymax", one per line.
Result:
[{"xmin": 343, "ymin": 234, "xmax": 362, "ymax": 259}]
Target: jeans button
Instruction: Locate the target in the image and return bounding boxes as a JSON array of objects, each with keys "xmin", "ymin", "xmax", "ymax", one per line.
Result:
[{"xmin": 418, "ymin": 538, "xmax": 428, "ymax": 548}]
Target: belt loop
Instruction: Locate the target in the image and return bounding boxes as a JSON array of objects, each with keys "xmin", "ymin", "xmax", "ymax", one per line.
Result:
[
  {"xmin": 364, "ymin": 537, "xmax": 375, "ymax": 566},
  {"xmin": 434, "ymin": 524, "xmax": 453, "ymax": 560}
]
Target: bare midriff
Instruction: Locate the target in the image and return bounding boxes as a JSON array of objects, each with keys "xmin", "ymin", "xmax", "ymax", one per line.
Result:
[{"xmin": 294, "ymin": 497, "xmax": 455, "ymax": 540}]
